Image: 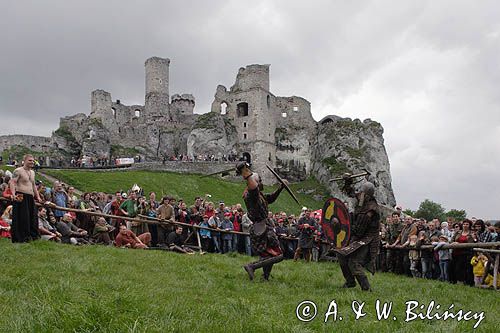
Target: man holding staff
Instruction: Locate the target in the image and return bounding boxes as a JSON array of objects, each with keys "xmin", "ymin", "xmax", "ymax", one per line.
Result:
[{"xmin": 9, "ymin": 154, "xmax": 43, "ymax": 243}]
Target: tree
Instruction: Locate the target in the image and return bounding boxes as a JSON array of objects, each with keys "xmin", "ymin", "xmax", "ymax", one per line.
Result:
[
  {"xmin": 402, "ymin": 209, "xmax": 415, "ymax": 217},
  {"xmin": 445, "ymin": 209, "xmax": 467, "ymax": 222},
  {"xmin": 414, "ymin": 199, "xmax": 446, "ymax": 221}
]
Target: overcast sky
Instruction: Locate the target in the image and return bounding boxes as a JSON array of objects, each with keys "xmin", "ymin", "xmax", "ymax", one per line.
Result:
[{"xmin": 1, "ymin": 0, "xmax": 499, "ymax": 219}]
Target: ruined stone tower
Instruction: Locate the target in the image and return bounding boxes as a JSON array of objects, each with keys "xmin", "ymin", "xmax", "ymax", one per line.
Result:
[
  {"xmin": 170, "ymin": 94, "xmax": 195, "ymax": 121},
  {"xmin": 145, "ymin": 57, "xmax": 170, "ymax": 119},
  {"xmin": 209, "ymin": 64, "xmax": 277, "ymax": 183},
  {"xmin": 90, "ymin": 90, "xmax": 112, "ymax": 121}
]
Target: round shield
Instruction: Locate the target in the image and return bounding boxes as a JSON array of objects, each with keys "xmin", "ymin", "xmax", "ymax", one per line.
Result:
[{"xmin": 321, "ymin": 198, "xmax": 351, "ymax": 249}]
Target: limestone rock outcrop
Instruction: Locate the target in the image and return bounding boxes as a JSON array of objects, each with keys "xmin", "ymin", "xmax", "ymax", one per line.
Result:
[{"xmin": 311, "ymin": 117, "xmax": 395, "ymax": 207}]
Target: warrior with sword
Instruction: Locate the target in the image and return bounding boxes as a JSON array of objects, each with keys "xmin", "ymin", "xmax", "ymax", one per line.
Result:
[
  {"xmin": 201, "ymin": 160, "xmax": 300, "ymax": 281},
  {"xmin": 237, "ymin": 162, "xmax": 288, "ymax": 281}
]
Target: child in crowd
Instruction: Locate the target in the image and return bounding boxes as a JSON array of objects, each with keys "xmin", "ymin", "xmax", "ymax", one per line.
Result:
[
  {"xmin": 483, "ymin": 261, "xmax": 500, "ymax": 288},
  {"xmin": 0, "ymin": 217, "xmax": 11, "ymax": 239},
  {"xmin": 433, "ymin": 235, "xmax": 452, "ymax": 281},
  {"xmin": 1, "ymin": 205, "xmax": 12, "ymax": 224},
  {"xmin": 312, "ymin": 230, "xmax": 322, "ymax": 262},
  {"xmin": 470, "ymin": 252, "xmax": 488, "ymax": 287},
  {"xmin": 403, "ymin": 234, "xmax": 420, "ymax": 278}
]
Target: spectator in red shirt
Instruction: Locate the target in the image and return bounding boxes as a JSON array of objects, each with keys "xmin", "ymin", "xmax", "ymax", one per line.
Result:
[
  {"xmin": 205, "ymin": 202, "xmax": 215, "ymax": 219},
  {"xmin": 110, "ymin": 192, "xmax": 125, "ymax": 234},
  {"xmin": 0, "ymin": 215, "xmax": 11, "ymax": 239},
  {"xmin": 115, "ymin": 224, "xmax": 151, "ymax": 249},
  {"xmin": 232, "ymin": 209, "xmax": 242, "ymax": 253}
]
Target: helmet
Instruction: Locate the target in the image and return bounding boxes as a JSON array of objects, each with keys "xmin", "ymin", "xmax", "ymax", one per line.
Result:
[
  {"xmin": 359, "ymin": 182, "xmax": 375, "ymax": 197},
  {"xmin": 236, "ymin": 162, "xmax": 251, "ymax": 175},
  {"xmin": 356, "ymin": 181, "xmax": 375, "ymax": 208}
]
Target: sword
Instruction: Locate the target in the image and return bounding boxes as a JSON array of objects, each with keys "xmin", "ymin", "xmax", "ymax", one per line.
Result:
[
  {"xmin": 266, "ymin": 164, "xmax": 301, "ymax": 206},
  {"xmin": 329, "ymin": 169, "xmax": 371, "ymax": 182},
  {"xmin": 200, "ymin": 167, "xmax": 236, "ymax": 178}
]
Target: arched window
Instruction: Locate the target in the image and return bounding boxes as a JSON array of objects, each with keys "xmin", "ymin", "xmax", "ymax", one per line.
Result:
[
  {"xmin": 237, "ymin": 102, "xmax": 249, "ymax": 117},
  {"xmin": 135, "ymin": 110, "xmax": 141, "ymax": 117},
  {"xmin": 221, "ymin": 102, "xmax": 228, "ymax": 115},
  {"xmin": 111, "ymin": 108, "xmax": 116, "ymax": 118},
  {"xmin": 267, "ymin": 95, "xmax": 271, "ymax": 109}
]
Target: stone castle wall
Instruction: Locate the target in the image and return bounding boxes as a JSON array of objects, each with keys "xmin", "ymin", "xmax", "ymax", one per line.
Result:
[{"xmin": 0, "ymin": 135, "xmax": 53, "ymax": 153}]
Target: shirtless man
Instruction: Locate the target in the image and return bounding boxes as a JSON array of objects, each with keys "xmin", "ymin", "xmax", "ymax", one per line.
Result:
[{"xmin": 9, "ymin": 154, "xmax": 42, "ymax": 242}]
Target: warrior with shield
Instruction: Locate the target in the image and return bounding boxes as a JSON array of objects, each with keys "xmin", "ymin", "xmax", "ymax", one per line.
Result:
[
  {"xmin": 322, "ymin": 171, "xmax": 380, "ymax": 291},
  {"xmin": 335, "ymin": 174, "xmax": 380, "ymax": 291}
]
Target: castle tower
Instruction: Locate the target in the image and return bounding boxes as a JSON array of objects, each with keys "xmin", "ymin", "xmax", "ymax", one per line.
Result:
[
  {"xmin": 170, "ymin": 94, "xmax": 195, "ymax": 121},
  {"xmin": 90, "ymin": 89, "xmax": 118, "ymax": 133},
  {"xmin": 145, "ymin": 57, "xmax": 170, "ymax": 118},
  {"xmin": 230, "ymin": 64, "xmax": 276, "ymax": 183},
  {"xmin": 90, "ymin": 89, "xmax": 112, "ymax": 119}
]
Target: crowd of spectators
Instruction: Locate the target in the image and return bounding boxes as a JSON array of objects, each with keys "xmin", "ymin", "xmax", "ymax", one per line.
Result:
[
  {"xmin": 380, "ymin": 207, "xmax": 500, "ymax": 288},
  {"xmin": 0, "ymin": 153, "xmax": 240, "ymax": 170},
  {"xmin": 0, "ymin": 168, "xmax": 498, "ymax": 288},
  {"xmin": 0, "ymin": 169, "xmax": 322, "ymax": 258},
  {"xmin": 162, "ymin": 153, "xmax": 240, "ymax": 163}
]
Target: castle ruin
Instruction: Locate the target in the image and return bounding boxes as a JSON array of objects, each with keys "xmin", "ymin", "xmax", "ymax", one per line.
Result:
[{"xmin": 0, "ymin": 56, "xmax": 396, "ymax": 207}]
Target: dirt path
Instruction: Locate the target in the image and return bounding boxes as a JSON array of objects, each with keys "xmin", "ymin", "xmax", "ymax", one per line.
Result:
[{"xmin": 38, "ymin": 171, "xmax": 83, "ymax": 196}]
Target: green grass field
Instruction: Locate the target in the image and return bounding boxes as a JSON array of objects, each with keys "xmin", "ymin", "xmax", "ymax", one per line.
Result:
[
  {"xmin": 0, "ymin": 239, "xmax": 497, "ymax": 332},
  {"xmin": 42, "ymin": 169, "xmax": 327, "ymax": 215},
  {"xmin": 2, "ymin": 168, "xmax": 498, "ymax": 332}
]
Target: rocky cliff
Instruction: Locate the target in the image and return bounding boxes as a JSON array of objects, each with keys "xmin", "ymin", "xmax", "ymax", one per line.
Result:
[
  {"xmin": 311, "ymin": 117, "xmax": 395, "ymax": 207},
  {"xmin": 186, "ymin": 114, "xmax": 396, "ymax": 208},
  {"xmin": 187, "ymin": 112, "xmax": 238, "ymax": 159}
]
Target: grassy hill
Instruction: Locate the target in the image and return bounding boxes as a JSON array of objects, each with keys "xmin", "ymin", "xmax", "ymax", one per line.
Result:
[
  {"xmin": 42, "ymin": 169, "xmax": 328, "ymax": 214},
  {"xmin": 0, "ymin": 239, "xmax": 497, "ymax": 332}
]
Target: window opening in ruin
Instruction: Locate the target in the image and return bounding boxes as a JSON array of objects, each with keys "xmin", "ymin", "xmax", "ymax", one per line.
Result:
[
  {"xmin": 221, "ymin": 102, "xmax": 228, "ymax": 115},
  {"xmin": 159, "ymin": 79, "xmax": 162, "ymax": 84},
  {"xmin": 243, "ymin": 122, "xmax": 247, "ymax": 128},
  {"xmin": 111, "ymin": 108, "xmax": 116, "ymax": 118},
  {"xmin": 282, "ymin": 112, "xmax": 287, "ymax": 118},
  {"xmin": 267, "ymin": 95, "xmax": 270, "ymax": 109},
  {"xmin": 293, "ymin": 106, "xmax": 299, "ymax": 112},
  {"xmin": 243, "ymin": 133, "xmax": 247, "ymax": 140},
  {"xmin": 237, "ymin": 102, "xmax": 249, "ymax": 117},
  {"xmin": 135, "ymin": 110, "xmax": 141, "ymax": 117},
  {"xmin": 268, "ymin": 152, "xmax": 271, "ymax": 161}
]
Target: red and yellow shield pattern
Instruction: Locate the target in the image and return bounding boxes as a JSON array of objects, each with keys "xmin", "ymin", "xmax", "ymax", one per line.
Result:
[{"xmin": 321, "ymin": 198, "xmax": 351, "ymax": 249}]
